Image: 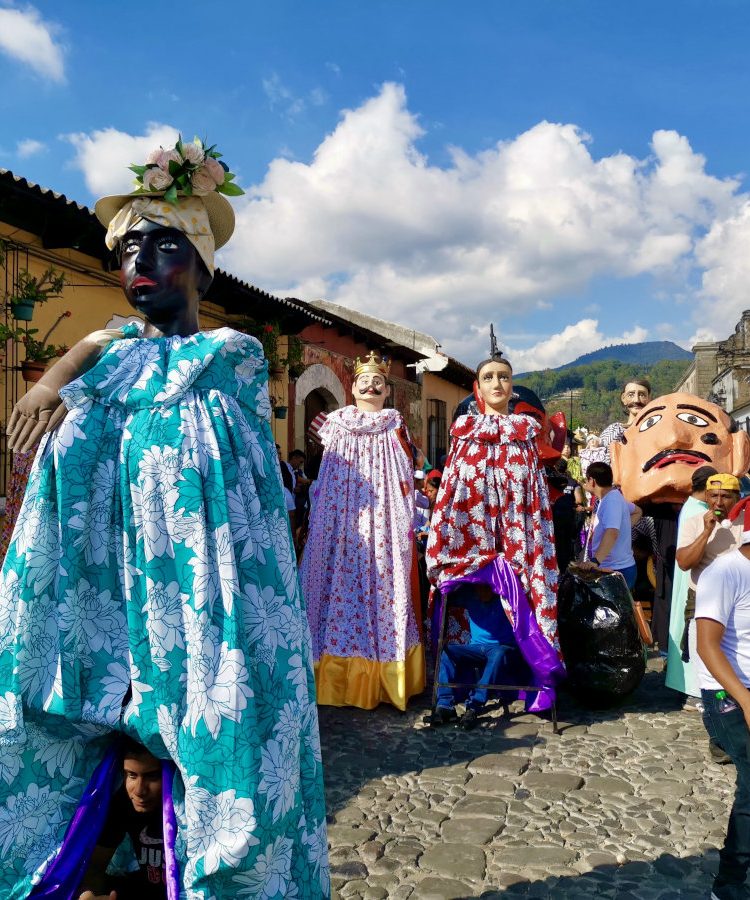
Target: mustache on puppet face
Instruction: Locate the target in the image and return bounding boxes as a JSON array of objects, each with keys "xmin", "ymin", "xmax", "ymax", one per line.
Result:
[{"xmin": 358, "ymin": 385, "xmax": 383, "ymax": 396}]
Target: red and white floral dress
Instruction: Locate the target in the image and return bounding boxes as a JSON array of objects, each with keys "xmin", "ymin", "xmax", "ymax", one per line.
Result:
[{"xmin": 426, "ymin": 413, "xmax": 560, "ymax": 653}]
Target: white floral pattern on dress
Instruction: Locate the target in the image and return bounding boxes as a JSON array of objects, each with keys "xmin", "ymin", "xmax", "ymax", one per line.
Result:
[
  {"xmin": 0, "ymin": 326, "xmax": 327, "ymax": 897},
  {"xmin": 185, "ymin": 779, "xmax": 260, "ymax": 874}
]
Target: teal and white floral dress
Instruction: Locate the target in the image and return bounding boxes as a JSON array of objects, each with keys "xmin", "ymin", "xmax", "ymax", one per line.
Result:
[{"xmin": 0, "ymin": 324, "xmax": 329, "ymax": 899}]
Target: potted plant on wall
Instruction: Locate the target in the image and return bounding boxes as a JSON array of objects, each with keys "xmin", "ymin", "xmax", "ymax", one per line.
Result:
[
  {"xmin": 262, "ymin": 323, "xmax": 285, "ymax": 376},
  {"xmin": 236, "ymin": 317, "xmax": 285, "ymax": 376},
  {"xmin": 0, "ymin": 322, "xmax": 14, "ymax": 368},
  {"xmin": 17, "ymin": 310, "xmax": 71, "ymax": 382},
  {"xmin": 9, "ymin": 266, "xmax": 66, "ymax": 321},
  {"xmin": 270, "ymin": 395, "xmax": 288, "ymax": 419},
  {"xmin": 284, "ymin": 335, "xmax": 305, "ymax": 381}
]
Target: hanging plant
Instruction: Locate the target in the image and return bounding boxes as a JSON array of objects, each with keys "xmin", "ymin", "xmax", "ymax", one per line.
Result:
[
  {"xmin": 284, "ymin": 335, "xmax": 305, "ymax": 381},
  {"xmin": 270, "ymin": 393, "xmax": 288, "ymax": 418},
  {"xmin": 237, "ymin": 317, "xmax": 284, "ymax": 372},
  {"xmin": 10, "ymin": 267, "xmax": 66, "ymax": 321}
]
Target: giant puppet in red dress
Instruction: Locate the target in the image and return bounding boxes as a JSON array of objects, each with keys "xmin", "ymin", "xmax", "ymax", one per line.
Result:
[{"xmin": 426, "ymin": 351, "xmax": 566, "ymax": 710}]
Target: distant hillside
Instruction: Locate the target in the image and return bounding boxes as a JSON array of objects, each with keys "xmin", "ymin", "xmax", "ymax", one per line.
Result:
[
  {"xmin": 514, "ymin": 354, "xmax": 692, "ymax": 432},
  {"xmin": 516, "ymin": 341, "xmax": 691, "ymax": 379}
]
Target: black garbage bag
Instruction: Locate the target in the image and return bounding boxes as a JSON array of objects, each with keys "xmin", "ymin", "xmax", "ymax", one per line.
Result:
[{"xmin": 558, "ymin": 569, "xmax": 646, "ymax": 705}]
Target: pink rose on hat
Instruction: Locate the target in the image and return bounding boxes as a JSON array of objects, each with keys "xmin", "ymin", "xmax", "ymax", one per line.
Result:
[
  {"xmin": 192, "ymin": 166, "xmax": 217, "ymax": 195},
  {"xmin": 181, "ymin": 141, "xmax": 205, "ymax": 166},
  {"xmin": 204, "ymin": 157, "xmax": 225, "ymax": 185},
  {"xmin": 143, "ymin": 167, "xmax": 173, "ymax": 191},
  {"xmin": 157, "ymin": 148, "xmax": 182, "ymax": 171},
  {"xmin": 128, "ymin": 135, "xmax": 244, "ymax": 205}
]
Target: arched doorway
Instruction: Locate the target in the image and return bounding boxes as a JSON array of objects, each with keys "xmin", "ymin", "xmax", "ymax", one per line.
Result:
[
  {"xmin": 293, "ymin": 363, "xmax": 346, "ymax": 463},
  {"xmin": 305, "ymin": 388, "xmax": 336, "ymax": 437},
  {"xmin": 303, "ymin": 387, "xmax": 339, "ymax": 479}
]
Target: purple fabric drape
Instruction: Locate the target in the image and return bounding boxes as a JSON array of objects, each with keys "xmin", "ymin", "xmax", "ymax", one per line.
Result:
[
  {"xmin": 162, "ymin": 760, "xmax": 180, "ymax": 900},
  {"xmin": 438, "ymin": 557, "xmax": 566, "ymax": 712},
  {"xmin": 30, "ymin": 748, "xmax": 180, "ymax": 899},
  {"xmin": 29, "ymin": 745, "xmax": 121, "ymax": 899}
]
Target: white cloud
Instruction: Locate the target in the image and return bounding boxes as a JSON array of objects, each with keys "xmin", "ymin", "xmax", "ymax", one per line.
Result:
[
  {"xmin": 16, "ymin": 138, "xmax": 45, "ymax": 158},
  {"xmin": 498, "ymin": 319, "xmax": 648, "ymax": 372},
  {"xmin": 693, "ymin": 200, "xmax": 750, "ymax": 343},
  {"xmin": 221, "ymin": 83, "xmax": 738, "ymax": 362},
  {"xmin": 0, "ymin": 6, "xmax": 65, "ymax": 82},
  {"xmin": 63, "ymin": 123, "xmax": 179, "ymax": 196}
]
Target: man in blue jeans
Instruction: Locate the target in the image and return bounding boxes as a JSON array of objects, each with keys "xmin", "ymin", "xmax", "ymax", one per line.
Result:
[
  {"xmin": 432, "ymin": 583, "xmax": 524, "ymax": 730},
  {"xmin": 697, "ymin": 498, "xmax": 750, "ymax": 900}
]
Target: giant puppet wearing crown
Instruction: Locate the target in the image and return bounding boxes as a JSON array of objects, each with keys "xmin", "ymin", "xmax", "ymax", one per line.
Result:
[{"xmin": 300, "ymin": 351, "xmax": 425, "ymax": 710}]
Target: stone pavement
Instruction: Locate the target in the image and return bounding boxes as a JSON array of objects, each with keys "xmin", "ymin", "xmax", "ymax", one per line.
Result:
[{"xmin": 320, "ymin": 655, "xmax": 734, "ymax": 899}]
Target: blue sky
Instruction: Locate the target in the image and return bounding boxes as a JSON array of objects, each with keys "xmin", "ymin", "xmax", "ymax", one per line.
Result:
[{"xmin": 1, "ymin": 0, "xmax": 749, "ymax": 368}]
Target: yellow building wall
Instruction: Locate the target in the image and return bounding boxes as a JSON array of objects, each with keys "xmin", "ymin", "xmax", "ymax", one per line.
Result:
[
  {"xmin": 421, "ymin": 371, "xmax": 471, "ymax": 464},
  {"xmin": 268, "ymin": 334, "xmax": 289, "ymax": 449},
  {"xmin": 0, "ymin": 223, "xmax": 231, "ymax": 430}
]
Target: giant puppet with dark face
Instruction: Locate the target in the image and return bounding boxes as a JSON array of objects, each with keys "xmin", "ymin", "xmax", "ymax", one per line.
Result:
[
  {"xmin": 610, "ymin": 392, "xmax": 750, "ymax": 505},
  {"xmin": 0, "ymin": 140, "xmax": 328, "ymax": 898}
]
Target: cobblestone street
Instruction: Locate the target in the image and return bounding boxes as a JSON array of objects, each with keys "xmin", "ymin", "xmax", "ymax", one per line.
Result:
[{"xmin": 321, "ymin": 656, "xmax": 732, "ymax": 899}]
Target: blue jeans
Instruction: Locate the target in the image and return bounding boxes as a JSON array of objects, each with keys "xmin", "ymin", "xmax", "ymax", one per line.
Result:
[
  {"xmin": 702, "ymin": 689, "xmax": 750, "ymax": 885},
  {"xmin": 437, "ymin": 642, "xmax": 518, "ymax": 710},
  {"xmin": 615, "ymin": 563, "xmax": 637, "ymax": 590}
]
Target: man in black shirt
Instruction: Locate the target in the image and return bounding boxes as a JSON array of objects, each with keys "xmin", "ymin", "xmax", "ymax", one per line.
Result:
[{"xmin": 78, "ymin": 739, "xmax": 165, "ymax": 900}]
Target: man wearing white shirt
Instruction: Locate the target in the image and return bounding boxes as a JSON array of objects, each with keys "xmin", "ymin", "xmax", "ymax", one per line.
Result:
[{"xmin": 697, "ymin": 490, "xmax": 750, "ymax": 900}]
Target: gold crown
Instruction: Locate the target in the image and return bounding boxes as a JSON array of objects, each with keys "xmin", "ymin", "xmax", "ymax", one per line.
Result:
[{"xmin": 354, "ymin": 350, "xmax": 391, "ymax": 379}]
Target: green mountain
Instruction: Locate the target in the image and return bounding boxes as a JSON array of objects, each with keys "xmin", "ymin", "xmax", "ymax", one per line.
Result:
[
  {"xmin": 515, "ymin": 341, "xmax": 691, "ymax": 379},
  {"xmin": 514, "ymin": 348, "xmax": 692, "ymax": 432}
]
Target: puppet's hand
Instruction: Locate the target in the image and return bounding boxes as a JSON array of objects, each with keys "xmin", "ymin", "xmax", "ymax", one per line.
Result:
[
  {"xmin": 7, "ymin": 384, "xmax": 65, "ymax": 452},
  {"xmin": 78, "ymin": 892, "xmax": 117, "ymax": 900}
]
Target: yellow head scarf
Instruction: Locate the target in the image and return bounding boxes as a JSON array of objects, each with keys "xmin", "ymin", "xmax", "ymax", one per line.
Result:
[
  {"xmin": 706, "ymin": 473, "xmax": 741, "ymax": 493},
  {"xmin": 104, "ymin": 196, "xmax": 215, "ymax": 275}
]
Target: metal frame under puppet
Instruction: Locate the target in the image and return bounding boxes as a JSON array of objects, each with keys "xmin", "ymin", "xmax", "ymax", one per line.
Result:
[
  {"xmin": 426, "ymin": 339, "xmax": 565, "ymax": 713},
  {"xmin": 0, "ymin": 139, "xmax": 329, "ymax": 900}
]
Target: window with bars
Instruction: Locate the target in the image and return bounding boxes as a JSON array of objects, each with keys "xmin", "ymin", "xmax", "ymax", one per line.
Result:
[{"xmin": 427, "ymin": 399, "xmax": 447, "ymax": 466}]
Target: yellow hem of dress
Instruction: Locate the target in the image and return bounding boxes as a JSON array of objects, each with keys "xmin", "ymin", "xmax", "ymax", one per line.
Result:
[{"xmin": 314, "ymin": 644, "xmax": 425, "ymax": 711}]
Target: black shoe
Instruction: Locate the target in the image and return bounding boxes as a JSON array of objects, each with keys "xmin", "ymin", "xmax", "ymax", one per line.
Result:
[
  {"xmin": 459, "ymin": 708, "xmax": 480, "ymax": 730},
  {"xmin": 426, "ymin": 706, "xmax": 457, "ymax": 727},
  {"xmin": 710, "ymin": 740, "xmax": 733, "ymax": 765}
]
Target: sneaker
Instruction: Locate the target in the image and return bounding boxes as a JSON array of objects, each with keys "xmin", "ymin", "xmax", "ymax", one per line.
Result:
[
  {"xmin": 711, "ymin": 878, "xmax": 750, "ymax": 899},
  {"xmin": 683, "ymin": 697, "xmax": 704, "ymax": 714},
  {"xmin": 709, "ymin": 740, "xmax": 733, "ymax": 765},
  {"xmin": 459, "ymin": 708, "xmax": 480, "ymax": 730},
  {"xmin": 426, "ymin": 706, "xmax": 457, "ymax": 727}
]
